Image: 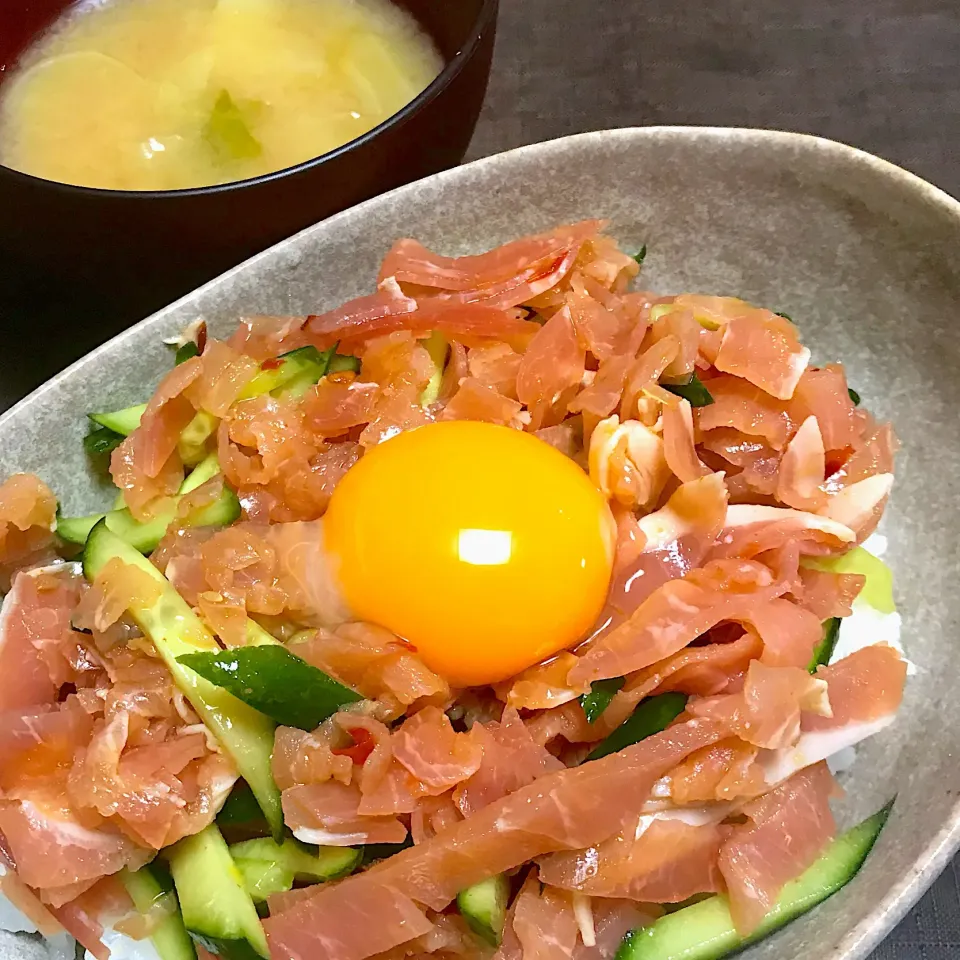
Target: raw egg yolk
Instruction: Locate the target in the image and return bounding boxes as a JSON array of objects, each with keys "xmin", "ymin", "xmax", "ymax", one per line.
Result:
[{"xmin": 323, "ymin": 421, "xmax": 616, "ymax": 687}]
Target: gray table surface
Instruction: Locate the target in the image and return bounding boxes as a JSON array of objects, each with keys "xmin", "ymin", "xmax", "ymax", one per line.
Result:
[
  {"xmin": 466, "ymin": 1, "xmax": 960, "ymax": 957},
  {"xmin": 0, "ymin": 0, "xmax": 957, "ymax": 956}
]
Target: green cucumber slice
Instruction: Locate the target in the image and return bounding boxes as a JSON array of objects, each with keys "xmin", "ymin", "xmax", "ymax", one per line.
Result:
[
  {"xmin": 121, "ymin": 865, "xmax": 197, "ymax": 960},
  {"xmin": 615, "ymin": 803, "xmax": 892, "ymax": 960},
  {"xmin": 582, "ymin": 677, "xmax": 625, "ymax": 724},
  {"xmin": 239, "ymin": 346, "xmax": 335, "ymax": 401},
  {"xmin": 803, "ymin": 547, "xmax": 895, "ymax": 614},
  {"xmin": 230, "ymin": 838, "xmax": 359, "ymax": 901},
  {"xmin": 89, "ymin": 403, "xmax": 148, "ymax": 436},
  {"xmin": 177, "ymin": 645, "xmax": 362, "ymax": 730},
  {"xmin": 420, "ymin": 332, "xmax": 448, "ymax": 406},
  {"xmin": 457, "ymin": 874, "xmax": 510, "ymax": 947},
  {"xmin": 168, "ymin": 825, "xmax": 268, "ymax": 960},
  {"xmin": 587, "ymin": 693, "xmax": 688, "ymax": 761},
  {"xmin": 809, "ymin": 617, "xmax": 841, "ymax": 672},
  {"xmin": 82, "ymin": 521, "xmax": 282, "ymax": 839}
]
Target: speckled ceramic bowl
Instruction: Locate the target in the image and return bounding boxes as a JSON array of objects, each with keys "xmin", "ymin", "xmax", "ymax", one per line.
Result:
[{"xmin": 1, "ymin": 127, "xmax": 958, "ymax": 960}]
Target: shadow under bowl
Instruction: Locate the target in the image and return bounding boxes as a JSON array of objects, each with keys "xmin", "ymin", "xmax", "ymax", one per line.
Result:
[{"xmin": 0, "ymin": 0, "xmax": 498, "ymax": 322}]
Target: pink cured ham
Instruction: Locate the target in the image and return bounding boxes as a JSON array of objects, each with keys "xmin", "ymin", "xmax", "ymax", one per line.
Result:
[
  {"xmin": 378, "ymin": 221, "xmax": 602, "ymax": 296},
  {"xmin": 184, "ymin": 339, "xmax": 258, "ymax": 418},
  {"xmin": 540, "ymin": 817, "xmax": 726, "ymax": 902},
  {"xmin": 511, "ymin": 877, "xmax": 580, "ymax": 960},
  {"xmin": 804, "ymin": 644, "xmax": 907, "ymax": 731},
  {"xmin": 776, "ymin": 416, "xmax": 826, "ymax": 510},
  {"xmin": 788, "ymin": 365, "xmax": 861, "ymax": 453},
  {"xmin": 714, "ymin": 311, "xmax": 810, "ymax": 400},
  {"xmin": 661, "ymin": 396, "xmax": 708, "ymax": 482},
  {"xmin": 454, "ymin": 707, "xmax": 564, "ymax": 816},
  {"xmin": 306, "ymin": 290, "xmax": 540, "ymax": 352},
  {"xmin": 568, "ymin": 559, "xmax": 788, "ymax": 686},
  {"xmin": 696, "ymin": 375, "xmax": 794, "ymax": 449},
  {"xmin": 0, "ymin": 798, "xmax": 149, "ymax": 904},
  {"xmin": 794, "ymin": 568, "xmax": 864, "ymax": 620},
  {"xmin": 666, "ymin": 737, "xmax": 766, "ymax": 804},
  {"xmin": 466, "ymin": 343, "xmax": 522, "ymax": 399},
  {"xmin": 516, "ymin": 307, "xmax": 585, "ymax": 429},
  {"xmin": 501, "ymin": 654, "xmax": 586, "ymax": 711},
  {"xmin": 282, "ymin": 781, "xmax": 408, "ymax": 846},
  {"xmin": 688, "ymin": 660, "xmax": 831, "ymax": 750},
  {"xmin": 744, "ymin": 598, "xmax": 824, "ymax": 668},
  {"xmin": 392, "ymin": 706, "xmax": 483, "ymax": 792},
  {"xmin": 132, "ymin": 357, "xmax": 202, "ymax": 479},
  {"xmin": 597, "ymin": 630, "xmax": 764, "ymax": 736},
  {"xmin": 572, "ymin": 899, "xmax": 662, "ymax": 960},
  {"xmin": 440, "ymin": 378, "xmax": 525, "ymax": 427},
  {"xmin": 718, "ymin": 763, "xmax": 837, "ymax": 934},
  {"xmin": 0, "ymin": 474, "xmax": 58, "ymax": 575},
  {"xmin": 263, "ymin": 719, "xmax": 727, "ymax": 960},
  {"xmin": 0, "ymin": 566, "xmax": 80, "ymax": 712},
  {"xmin": 266, "ymin": 872, "xmax": 434, "ymax": 960},
  {"xmin": 710, "ymin": 505, "xmax": 856, "ymax": 560}
]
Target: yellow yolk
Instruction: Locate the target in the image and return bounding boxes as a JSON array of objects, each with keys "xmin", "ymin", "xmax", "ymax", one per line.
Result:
[{"xmin": 323, "ymin": 421, "xmax": 616, "ymax": 687}]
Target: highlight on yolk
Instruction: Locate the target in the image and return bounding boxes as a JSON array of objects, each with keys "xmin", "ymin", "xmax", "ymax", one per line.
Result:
[{"xmin": 322, "ymin": 421, "xmax": 616, "ymax": 687}]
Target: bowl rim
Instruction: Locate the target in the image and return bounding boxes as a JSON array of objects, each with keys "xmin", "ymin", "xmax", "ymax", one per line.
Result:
[
  {"xmin": 0, "ymin": 0, "xmax": 498, "ymax": 199},
  {"xmin": 1, "ymin": 125, "xmax": 958, "ymax": 960}
]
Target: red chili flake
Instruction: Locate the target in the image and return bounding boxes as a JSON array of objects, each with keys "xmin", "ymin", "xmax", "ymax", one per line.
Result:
[
  {"xmin": 260, "ymin": 357, "xmax": 284, "ymax": 370},
  {"xmin": 196, "ymin": 321, "xmax": 208, "ymax": 354},
  {"xmin": 332, "ymin": 727, "xmax": 376, "ymax": 765}
]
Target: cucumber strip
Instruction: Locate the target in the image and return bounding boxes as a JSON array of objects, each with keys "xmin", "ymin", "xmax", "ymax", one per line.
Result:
[
  {"xmin": 803, "ymin": 546, "xmax": 894, "ymax": 614},
  {"xmin": 327, "ymin": 353, "xmax": 361, "ymax": 375},
  {"xmin": 82, "ymin": 521, "xmax": 283, "ymax": 839},
  {"xmin": 57, "ymin": 483, "xmax": 239, "ymax": 552},
  {"xmin": 581, "ymin": 677, "xmax": 625, "ymax": 724},
  {"xmin": 457, "ymin": 874, "xmax": 510, "ymax": 947},
  {"xmin": 180, "ymin": 453, "xmax": 223, "ymax": 494},
  {"xmin": 120, "ymin": 866, "xmax": 197, "ymax": 960},
  {"xmin": 587, "ymin": 692, "xmax": 688, "ymax": 761},
  {"xmin": 238, "ymin": 346, "xmax": 335, "ymax": 401},
  {"xmin": 615, "ymin": 803, "xmax": 892, "ymax": 960},
  {"xmin": 177, "ymin": 645, "xmax": 362, "ymax": 730},
  {"xmin": 662, "ymin": 372, "xmax": 714, "ymax": 407},
  {"xmin": 175, "ymin": 342, "xmax": 201, "ymax": 365},
  {"xmin": 84, "ymin": 425, "xmax": 126, "ymax": 456},
  {"xmin": 88, "ymin": 403, "xmax": 148, "ymax": 436},
  {"xmin": 58, "ymin": 454, "xmax": 237, "ymax": 551},
  {"xmin": 217, "ymin": 782, "xmax": 268, "ymax": 829},
  {"xmin": 168, "ymin": 825, "xmax": 269, "ymax": 960},
  {"xmin": 420, "ymin": 332, "xmax": 449, "ymax": 406},
  {"xmin": 809, "ymin": 618, "xmax": 841, "ymax": 673},
  {"xmin": 178, "ymin": 412, "xmax": 219, "ymax": 467},
  {"xmin": 230, "ymin": 838, "xmax": 358, "ymax": 900}
]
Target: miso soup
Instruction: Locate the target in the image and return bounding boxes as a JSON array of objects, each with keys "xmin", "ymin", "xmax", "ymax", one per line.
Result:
[{"xmin": 0, "ymin": 0, "xmax": 443, "ymax": 191}]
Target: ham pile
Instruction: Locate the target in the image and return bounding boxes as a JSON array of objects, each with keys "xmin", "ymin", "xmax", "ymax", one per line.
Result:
[{"xmin": 0, "ymin": 220, "xmax": 905, "ymax": 960}]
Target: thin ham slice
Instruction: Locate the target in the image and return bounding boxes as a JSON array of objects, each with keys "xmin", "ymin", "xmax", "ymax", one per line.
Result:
[
  {"xmin": 688, "ymin": 660, "xmax": 831, "ymax": 750},
  {"xmin": 666, "ymin": 737, "xmax": 766, "ymax": 804},
  {"xmin": 263, "ymin": 719, "xmax": 727, "ymax": 960},
  {"xmin": 511, "ymin": 876, "xmax": 580, "ymax": 960},
  {"xmin": 392, "ymin": 706, "xmax": 483, "ymax": 792},
  {"xmin": 696, "ymin": 375, "xmax": 794, "ymax": 449},
  {"xmin": 712, "ymin": 504, "xmax": 856, "ymax": 560},
  {"xmin": 788, "ymin": 365, "xmax": 861, "ymax": 453},
  {"xmin": 282, "ymin": 781, "xmax": 408, "ymax": 846},
  {"xmin": 794, "ymin": 568, "xmax": 864, "ymax": 620},
  {"xmin": 804, "ymin": 644, "xmax": 906, "ymax": 731},
  {"xmin": 516, "ymin": 307, "xmax": 585, "ymax": 429},
  {"xmin": 745, "ymin": 598, "xmax": 824, "ymax": 668},
  {"xmin": 0, "ymin": 566, "xmax": 80, "ymax": 712},
  {"xmin": 454, "ymin": 707, "xmax": 564, "ymax": 816},
  {"xmin": 777, "ymin": 416, "xmax": 826, "ymax": 510},
  {"xmin": 569, "ymin": 559, "xmax": 788, "ymax": 686},
  {"xmin": 0, "ymin": 475, "xmax": 58, "ymax": 575},
  {"xmin": 714, "ymin": 311, "xmax": 810, "ymax": 400},
  {"xmin": 572, "ymin": 899, "xmax": 662, "ymax": 960},
  {"xmin": 0, "ymin": 798, "xmax": 149, "ymax": 902},
  {"xmin": 265, "ymin": 872, "xmax": 434, "ymax": 960},
  {"xmin": 539, "ymin": 817, "xmax": 726, "ymax": 902},
  {"xmin": 718, "ymin": 763, "xmax": 837, "ymax": 934}
]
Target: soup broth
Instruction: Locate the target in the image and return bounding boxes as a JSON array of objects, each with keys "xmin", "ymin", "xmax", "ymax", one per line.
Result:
[{"xmin": 0, "ymin": 0, "xmax": 443, "ymax": 191}]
